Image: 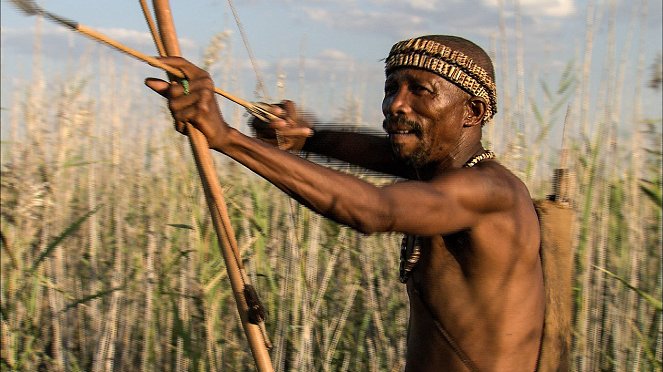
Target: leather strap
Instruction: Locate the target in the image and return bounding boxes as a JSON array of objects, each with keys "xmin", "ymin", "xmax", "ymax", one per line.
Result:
[
  {"xmin": 413, "ymin": 285, "xmax": 542, "ymax": 372},
  {"xmin": 413, "ymin": 286, "xmax": 480, "ymax": 372}
]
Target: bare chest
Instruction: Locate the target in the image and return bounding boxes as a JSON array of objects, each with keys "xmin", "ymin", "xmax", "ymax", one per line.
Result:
[
  {"xmin": 404, "ymin": 232, "xmax": 475, "ymax": 293},
  {"xmin": 402, "ymin": 231, "xmax": 545, "ymax": 372}
]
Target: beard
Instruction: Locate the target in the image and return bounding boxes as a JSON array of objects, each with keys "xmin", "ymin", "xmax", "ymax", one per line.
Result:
[{"xmin": 382, "ymin": 115, "xmax": 431, "ymax": 168}]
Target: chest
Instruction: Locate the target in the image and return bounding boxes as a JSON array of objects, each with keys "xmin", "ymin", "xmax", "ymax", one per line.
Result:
[{"xmin": 403, "ymin": 231, "xmax": 475, "ymax": 291}]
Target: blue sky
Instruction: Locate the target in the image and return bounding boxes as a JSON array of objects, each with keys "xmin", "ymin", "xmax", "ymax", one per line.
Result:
[{"xmin": 1, "ymin": 0, "xmax": 661, "ymax": 135}]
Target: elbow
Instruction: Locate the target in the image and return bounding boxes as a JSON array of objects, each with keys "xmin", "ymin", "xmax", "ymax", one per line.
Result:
[
  {"xmin": 329, "ymin": 192, "xmax": 395, "ymax": 234},
  {"xmin": 354, "ymin": 223, "xmax": 379, "ymax": 235}
]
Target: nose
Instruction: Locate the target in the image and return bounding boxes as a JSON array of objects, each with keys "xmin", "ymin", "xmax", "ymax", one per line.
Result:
[{"xmin": 382, "ymin": 84, "xmax": 411, "ymax": 118}]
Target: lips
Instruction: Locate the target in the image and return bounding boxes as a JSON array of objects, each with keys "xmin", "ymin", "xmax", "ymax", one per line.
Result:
[
  {"xmin": 388, "ymin": 129, "xmax": 420, "ymax": 147},
  {"xmin": 389, "ymin": 130, "xmax": 416, "ymax": 138},
  {"xmin": 383, "ymin": 116, "xmax": 423, "ymax": 138},
  {"xmin": 391, "ymin": 129, "xmax": 416, "ymax": 135},
  {"xmin": 387, "ymin": 127, "xmax": 422, "ymax": 140}
]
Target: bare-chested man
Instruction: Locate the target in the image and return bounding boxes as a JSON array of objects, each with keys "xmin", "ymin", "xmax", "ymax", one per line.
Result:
[{"xmin": 146, "ymin": 35, "xmax": 545, "ymax": 372}]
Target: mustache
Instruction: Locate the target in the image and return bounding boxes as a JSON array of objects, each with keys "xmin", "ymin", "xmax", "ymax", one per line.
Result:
[{"xmin": 382, "ymin": 115, "xmax": 423, "ymax": 134}]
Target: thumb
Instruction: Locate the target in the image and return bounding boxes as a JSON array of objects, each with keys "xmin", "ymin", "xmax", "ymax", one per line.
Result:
[{"xmin": 144, "ymin": 78, "xmax": 170, "ymax": 98}]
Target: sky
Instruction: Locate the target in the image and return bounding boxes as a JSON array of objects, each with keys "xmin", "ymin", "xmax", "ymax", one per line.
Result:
[{"xmin": 1, "ymin": 0, "xmax": 661, "ymax": 138}]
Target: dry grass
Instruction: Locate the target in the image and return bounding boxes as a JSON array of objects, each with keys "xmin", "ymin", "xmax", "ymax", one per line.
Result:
[{"xmin": 1, "ymin": 10, "xmax": 661, "ymax": 372}]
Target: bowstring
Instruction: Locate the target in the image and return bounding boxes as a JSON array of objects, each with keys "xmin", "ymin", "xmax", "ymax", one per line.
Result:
[
  {"xmin": 226, "ymin": 0, "xmax": 269, "ymax": 101},
  {"xmin": 225, "ymin": 0, "xmax": 303, "ymax": 341}
]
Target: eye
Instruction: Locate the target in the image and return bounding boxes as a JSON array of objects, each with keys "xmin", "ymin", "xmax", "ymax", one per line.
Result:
[
  {"xmin": 411, "ymin": 83, "xmax": 431, "ymax": 95},
  {"xmin": 384, "ymin": 82, "xmax": 397, "ymax": 95}
]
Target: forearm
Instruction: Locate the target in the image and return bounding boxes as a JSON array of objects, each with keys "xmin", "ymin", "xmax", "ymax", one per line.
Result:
[
  {"xmin": 217, "ymin": 129, "xmax": 390, "ymax": 233},
  {"xmin": 303, "ymin": 129, "xmax": 414, "ymax": 178}
]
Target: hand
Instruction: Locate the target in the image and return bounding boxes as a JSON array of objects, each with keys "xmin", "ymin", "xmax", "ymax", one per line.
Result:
[
  {"xmin": 250, "ymin": 100, "xmax": 314, "ymax": 152},
  {"xmin": 145, "ymin": 57, "xmax": 229, "ymax": 150}
]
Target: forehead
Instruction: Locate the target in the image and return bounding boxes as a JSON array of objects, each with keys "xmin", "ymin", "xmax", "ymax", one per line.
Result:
[{"xmin": 385, "ymin": 68, "xmax": 456, "ymax": 89}]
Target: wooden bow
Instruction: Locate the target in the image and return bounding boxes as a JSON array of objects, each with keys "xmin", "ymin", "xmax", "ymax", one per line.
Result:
[{"xmin": 149, "ymin": 1, "xmax": 274, "ymax": 370}]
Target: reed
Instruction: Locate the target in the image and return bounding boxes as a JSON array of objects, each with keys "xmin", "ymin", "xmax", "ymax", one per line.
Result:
[{"xmin": 1, "ymin": 6, "xmax": 661, "ymax": 371}]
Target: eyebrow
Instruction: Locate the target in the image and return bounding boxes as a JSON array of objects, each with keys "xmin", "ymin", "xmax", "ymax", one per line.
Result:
[{"xmin": 386, "ymin": 72, "xmax": 425, "ymax": 84}]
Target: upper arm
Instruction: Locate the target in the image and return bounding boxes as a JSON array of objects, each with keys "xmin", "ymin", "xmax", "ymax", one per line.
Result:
[
  {"xmin": 372, "ymin": 167, "xmax": 517, "ymax": 235},
  {"xmin": 303, "ymin": 129, "xmax": 416, "ymax": 178}
]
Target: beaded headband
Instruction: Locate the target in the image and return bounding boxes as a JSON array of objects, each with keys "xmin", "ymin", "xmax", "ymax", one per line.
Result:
[{"xmin": 385, "ymin": 37, "xmax": 498, "ymax": 123}]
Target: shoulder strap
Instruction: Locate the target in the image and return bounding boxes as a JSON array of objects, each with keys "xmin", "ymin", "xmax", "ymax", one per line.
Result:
[{"xmin": 413, "ymin": 287, "xmax": 480, "ymax": 372}]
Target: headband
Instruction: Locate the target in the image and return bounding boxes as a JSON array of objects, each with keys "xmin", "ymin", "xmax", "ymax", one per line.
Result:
[{"xmin": 385, "ymin": 37, "xmax": 498, "ymax": 122}]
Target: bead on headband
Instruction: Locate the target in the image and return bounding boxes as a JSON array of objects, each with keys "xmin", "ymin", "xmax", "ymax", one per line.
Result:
[{"xmin": 385, "ymin": 38, "xmax": 498, "ymax": 123}]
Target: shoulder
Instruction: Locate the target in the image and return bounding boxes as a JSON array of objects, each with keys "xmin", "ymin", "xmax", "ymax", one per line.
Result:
[{"xmin": 430, "ymin": 160, "xmax": 531, "ymax": 214}]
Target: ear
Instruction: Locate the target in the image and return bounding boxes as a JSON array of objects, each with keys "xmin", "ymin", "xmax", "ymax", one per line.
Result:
[{"xmin": 462, "ymin": 96, "xmax": 487, "ymax": 127}]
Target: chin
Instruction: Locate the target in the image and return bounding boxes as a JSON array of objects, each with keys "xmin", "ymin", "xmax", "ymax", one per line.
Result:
[
  {"xmin": 392, "ymin": 145, "xmax": 430, "ymax": 168},
  {"xmin": 406, "ymin": 155, "xmax": 430, "ymax": 169}
]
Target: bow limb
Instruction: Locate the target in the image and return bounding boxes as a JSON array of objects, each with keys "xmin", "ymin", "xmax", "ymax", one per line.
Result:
[{"xmin": 150, "ymin": 2, "xmax": 274, "ymax": 370}]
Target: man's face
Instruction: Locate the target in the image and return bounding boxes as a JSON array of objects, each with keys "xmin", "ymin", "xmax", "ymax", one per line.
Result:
[{"xmin": 382, "ymin": 68, "xmax": 468, "ymax": 168}]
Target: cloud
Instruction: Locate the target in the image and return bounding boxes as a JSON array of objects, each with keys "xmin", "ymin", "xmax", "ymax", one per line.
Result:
[
  {"xmin": 482, "ymin": 0, "xmax": 575, "ymax": 18},
  {"xmin": 394, "ymin": 0, "xmax": 440, "ymax": 11},
  {"xmin": 301, "ymin": 6, "xmax": 427, "ymax": 37},
  {"xmin": 229, "ymin": 46, "xmax": 380, "ymax": 88},
  {"xmin": 232, "ymin": 0, "xmax": 588, "ymax": 66},
  {"xmin": 255, "ymin": 48, "xmax": 360, "ymax": 75},
  {"xmin": 526, "ymin": 0, "xmax": 575, "ymax": 17},
  {"xmin": 297, "ymin": 0, "xmax": 580, "ymax": 42},
  {"xmin": 316, "ymin": 49, "xmax": 354, "ymax": 62},
  {"xmin": 1, "ymin": 24, "xmax": 197, "ymax": 61}
]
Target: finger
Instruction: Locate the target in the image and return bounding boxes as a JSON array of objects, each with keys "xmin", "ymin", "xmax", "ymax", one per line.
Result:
[
  {"xmin": 167, "ymin": 85, "xmax": 199, "ymax": 111},
  {"xmin": 184, "ymin": 74, "xmax": 215, "ymax": 92},
  {"xmin": 145, "ymin": 78, "xmax": 171, "ymax": 98},
  {"xmin": 174, "ymin": 120, "xmax": 187, "ymax": 134},
  {"xmin": 249, "ymin": 103, "xmax": 285, "ymax": 131},
  {"xmin": 277, "ymin": 127, "xmax": 314, "ymax": 137},
  {"xmin": 254, "ymin": 103, "xmax": 286, "ymax": 123},
  {"xmin": 168, "ymin": 80, "xmax": 194, "ymax": 98},
  {"xmin": 270, "ymin": 105, "xmax": 286, "ymax": 118},
  {"xmin": 169, "ymin": 79, "xmax": 216, "ymax": 113},
  {"xmin": 279, "ymin": 100, "xmax": 297, "ymax": 119},
  {"xmin": 267, "ymin": 118, "xmax": 289, "ymax": 129},
  {"xmin": 168, "ymin": 80, "xmax": 186, "ymax": 98},
  {"xmin": 156, "ymin": 56, "xmax": 209, "ymax": 80},
  {"xmin": 278, "ymin": 100, "xmax": 315, "ymax": 130},
  {"xmin": 170, "ymin": 104, "xmax": 200, "ymax": 124}
]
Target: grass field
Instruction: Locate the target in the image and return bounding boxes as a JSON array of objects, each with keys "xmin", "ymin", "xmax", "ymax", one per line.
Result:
[{"xmin": 1, "ymin": 14, "xmax": 661, "ymax": 372}]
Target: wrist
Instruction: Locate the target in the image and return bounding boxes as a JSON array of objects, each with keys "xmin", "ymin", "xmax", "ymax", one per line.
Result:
[{"xmin": 209, "ymin": 126, "xmax": 237, "ymax": 152}]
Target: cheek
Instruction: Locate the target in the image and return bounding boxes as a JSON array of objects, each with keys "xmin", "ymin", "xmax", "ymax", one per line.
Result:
[
  {"xmin": 381, "ymin": 96, "xmax": 392, "ymax": 116},
  {"xmin": 424, "ymin": 120, "xmax": 459, "ymax": 151}
]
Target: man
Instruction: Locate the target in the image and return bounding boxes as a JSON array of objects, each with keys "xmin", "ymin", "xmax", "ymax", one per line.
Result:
[{"xmin": 146, "ymin": 35, "xmax": 544, "ymax": 371}]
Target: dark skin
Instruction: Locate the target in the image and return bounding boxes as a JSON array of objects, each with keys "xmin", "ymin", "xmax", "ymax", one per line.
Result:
[{"xmin": 146, "ymin": 57, "xmax": 544, "ymax": 371}]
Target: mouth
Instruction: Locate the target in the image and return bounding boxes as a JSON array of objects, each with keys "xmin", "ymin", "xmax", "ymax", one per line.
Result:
[
  {"xmin": 388, "ymin": 129, "xmax": 418, "ymax": 141},
  {"xmin": 386, "ymin": 126, "xmax": 423, "ymax": 142},
  {"xmin": 387, "ymin": 131, "xmax": 423, "ymax": 154},
  {"xmin": 390, "ymin": 129, "xmax": 416, "ymax": 135},
  {"xmin": 383, "ymin": 116, "xmax": 423, "ymax": 139}
]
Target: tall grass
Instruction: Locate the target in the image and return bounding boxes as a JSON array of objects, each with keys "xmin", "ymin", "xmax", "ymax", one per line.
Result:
[{"xmin": 1, "ymin": 8, "xmax": 661, "ymax": 372}]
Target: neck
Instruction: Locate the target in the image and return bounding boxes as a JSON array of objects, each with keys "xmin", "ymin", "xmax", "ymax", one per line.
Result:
[
  {"xmin": 451, "ymin": 142, "xmax": 486, "ymax": 168},
  {"xmin": 446, "ymin": 127, "xmax": 484, "ymax": 168},
  {"xmin": 411, "ymin": 142, "xmax": 485, "ymax": 179},
  {"xmin": 439, "ymin": 140, "xmax": 485, "ymax": 170}
]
